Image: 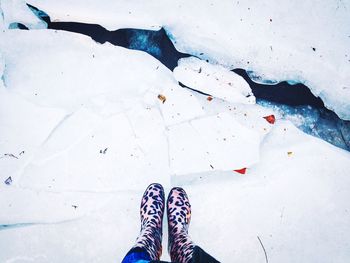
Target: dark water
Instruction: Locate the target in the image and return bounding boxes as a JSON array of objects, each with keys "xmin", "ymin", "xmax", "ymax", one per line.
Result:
[
  {"xmin": 232, "ymin": 69, "xmax": 325, "ymax": 108},
  {"xmin": 23, "ymin": 4, "xmax": 350, "ymax": 150}
]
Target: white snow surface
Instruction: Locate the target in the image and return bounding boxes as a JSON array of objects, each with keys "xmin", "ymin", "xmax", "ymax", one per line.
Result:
[
  {"xmin": 26, "ymin": 0, "xmax": 350, "ymax": 120},
  {"xmin": 0, "ymin": 3, "xmax": 350, "ymax": 263}
]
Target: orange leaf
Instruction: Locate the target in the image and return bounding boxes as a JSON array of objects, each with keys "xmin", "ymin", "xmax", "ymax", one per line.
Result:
[
  {"xmin": 234, "ymin": 168, "xmax": 247, "ymax": 174},
  {"xmin": 157, "ymin": 94, "xmax": 166, "ymax": 104},
  {"xmin": 207, "ymin": 96, "xmax": 213, "ymax": 101},
  {"xmin": 263, "ymin": 114, "xmax": 275, "ymax": 124}
]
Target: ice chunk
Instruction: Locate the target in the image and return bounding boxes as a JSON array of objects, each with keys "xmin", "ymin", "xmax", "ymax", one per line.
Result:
[
  {"xmin": 167, "ymin": 121, "xmax": 213, "ymax": 175},
  {"xmin": 126, "ymin": 105, "xmax": 170, "ymax": 187},
  {"xmin": 32, "ymin": 107, "xmax": 102, "ymax": 164},
  {"xmin": 190, "ymin": 112, "xmax": 260, "ymax": 170},
  {"xmin": 0, "ymin": 0, "xmax": 46, "ymax": 29},
  {"xmin": 0, "ymin": 187, "xmax": 114, "ymax": 224},
  {"xmin": 0, "ymin": 88, "xmax": 66, "ymax": 184},
  {"xmin": 1, "ymin": 121, "xmax": 349, "ymax": 262},
  {"xmin": 157, "ymin": 83, "xmax": 205, "ymax": 126},
  {"xmin": 19, "ymin": 107, "xmax": 170, "ymax": 191},
  {"xmin": 174, "ymin": 57, "xmax": 255, "ymax": 104},
  {"xmin": 168, "ymin": 112, "xmax": 260, "ymax": 175},
  {"xmin": 0, "ymin": 30, "xmax": 175, "ymax": 111}
]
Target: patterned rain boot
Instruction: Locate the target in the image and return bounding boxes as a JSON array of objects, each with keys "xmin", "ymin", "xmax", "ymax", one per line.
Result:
[
  {"xmin": 133, "ymin": 183, "xmax": 165, "ymax": 260},
  {"xmin": 167, "ymin": 187, "xmax": 195, "ymax": 263}
]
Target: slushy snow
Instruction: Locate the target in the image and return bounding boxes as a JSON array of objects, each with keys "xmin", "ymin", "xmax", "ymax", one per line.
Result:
[{"xmin": 0, "ymin": 2, "xmax": 350, "ymax": 263}]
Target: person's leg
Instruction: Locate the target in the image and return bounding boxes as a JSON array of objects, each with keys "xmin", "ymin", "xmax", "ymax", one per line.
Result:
[
  {"xmin": 167, "ymin": 187, "xmax": 219, "ymax": 263},
  {"xmin": 122, "ymin": 183, "xmax": 165, "ymax": 263}
]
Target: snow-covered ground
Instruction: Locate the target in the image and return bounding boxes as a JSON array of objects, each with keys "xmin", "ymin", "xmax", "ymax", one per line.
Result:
[{"xmin": 0, "ymin": 1, "xmax": 350, "ymax": 262}]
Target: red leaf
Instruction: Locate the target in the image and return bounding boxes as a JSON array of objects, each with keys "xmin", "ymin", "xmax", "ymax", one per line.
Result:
[
  {"xmin": 207, "ymin": 96, "xmax": 213, "ymax": 101},
  {"xmin": 234, "ymin": 168, "xmax": 247, "ymax": 174},
  {"xmin": 263, "ymin": 114, "xmax": 275, "ymax": 124}
]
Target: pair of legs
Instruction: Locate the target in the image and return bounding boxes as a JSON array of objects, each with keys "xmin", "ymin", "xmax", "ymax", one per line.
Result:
[{"xmin": 121, "ymin": 183, "xmax": 219, "ymax": 263}]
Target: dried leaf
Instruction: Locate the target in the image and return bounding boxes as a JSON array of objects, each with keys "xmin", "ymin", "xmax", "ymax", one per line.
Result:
[
  {"xmin": 234, "ymin": 168, "xmax": 247, "ymax": 174},
  {"xmin": 263, "ymin": 114, "xmax": 276, "ymax": 124},
  {"xmin": 207, "ymin": 96, "xmax": 213, "ymax": 101},
  {"xmin": 287, "ymin": 151, "xmax": 293, "ymax": 156},
  {"xmin": 158, "ymin": 94, "xmax": 166, "ymax": 104}
]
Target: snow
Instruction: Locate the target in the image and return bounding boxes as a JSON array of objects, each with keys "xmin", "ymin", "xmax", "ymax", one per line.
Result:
[
  {"xmin": 0, "ymin": 2, "xmax": 350, "ymax": 263},
  {"xmin": 26, "ymin": 0, "xmax": 350, "ymax": 120}
]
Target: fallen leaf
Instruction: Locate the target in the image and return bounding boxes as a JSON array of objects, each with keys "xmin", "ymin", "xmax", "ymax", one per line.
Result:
[
  {"xmin": 158, "ymin": 94, "xmax": 166, "ymax": 104},
  {"xmin": 263, "ymin": 114, "xmax": 276, "ymax": 124},
  {"xmin": 207, "ymin": 96, "xmax": 213, "ymax": 101},
  {"xmin": 234, "ymin": 168, "xmax": 247, "ymax": 174},
  {"xmin": 287, "ymin": 151, "xmax": 293, "ymax": 156}
]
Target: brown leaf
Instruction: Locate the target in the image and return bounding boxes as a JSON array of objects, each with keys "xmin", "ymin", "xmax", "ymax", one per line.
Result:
[{"xmin": 158, "ymin": 94, "xmax": 166, "ymax": 104}]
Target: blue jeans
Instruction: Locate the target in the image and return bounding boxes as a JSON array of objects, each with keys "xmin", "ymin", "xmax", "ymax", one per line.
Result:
[{"xmin": 121, "ymin": 247, "xmax": 151, "ymax": 263}]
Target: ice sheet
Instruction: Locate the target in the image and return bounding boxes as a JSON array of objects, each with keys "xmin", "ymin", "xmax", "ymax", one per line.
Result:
[
  {"xmin": 26, "ymin": 0, "xmax": 350, "ymax": 120},
  {"xmin": 1, "ymin": 122, "xmax": 349, "ymax": 262},
  {"xmin": 0, "ymin": 4, "xmax": 350, "ymax": 263}
]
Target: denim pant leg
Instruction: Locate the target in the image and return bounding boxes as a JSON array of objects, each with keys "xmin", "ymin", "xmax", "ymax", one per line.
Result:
[{"xmin": 121, "ymin": 247, "xmax": 151, "ymax": 263}]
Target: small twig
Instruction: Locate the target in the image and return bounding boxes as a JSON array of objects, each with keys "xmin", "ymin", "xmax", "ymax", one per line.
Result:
[{"xmin": 257, "ymin": 236, "xmax": 269, "ymax": 263}]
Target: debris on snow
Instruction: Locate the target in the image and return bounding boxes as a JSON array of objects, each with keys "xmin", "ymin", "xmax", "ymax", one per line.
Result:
[
  {"xmin": 233, "ymin": 168, "xmax": 247, "ymax": 174},
  {"xmin": 158, "ymin": 94, "xmax": 167, "ymax": 104},
  {"xmin": 1, "ymin": 153, "xmax": 19, "ymax": 159},
  {"xmin": 4, "ymin": 177, "xmax": 13, "ymax": 185},
  {"xmin": 263, "ymin": 115, "xmax": 276, "ymax": 124},
  {"xmin": 99, "ymin": 148, "xmax": 108, "ymax": 154}
]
